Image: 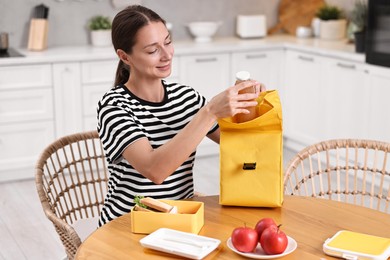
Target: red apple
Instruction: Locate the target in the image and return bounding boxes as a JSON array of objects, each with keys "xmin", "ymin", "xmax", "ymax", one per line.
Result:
[
  {"xmin": 255, "ymin": 218, "xmax": 277, "ymax": 239},
  {"xmin": 260, "ymin": 224, "xmax": 288, "ymax": 255},
  {"xmin": 231, "ymin": 226, "xmax": 259, "ymax": 253}
]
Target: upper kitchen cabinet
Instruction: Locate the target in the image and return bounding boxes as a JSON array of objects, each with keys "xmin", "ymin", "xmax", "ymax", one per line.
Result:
[{"xmin": 230, "ymin": 49, "xmax": 283, "ymax": 91}]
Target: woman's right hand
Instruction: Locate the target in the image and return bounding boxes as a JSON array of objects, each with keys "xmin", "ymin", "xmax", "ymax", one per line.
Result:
[{"xmin": 206, "ymin": 80, "xmax": 265, "ymax": 119}]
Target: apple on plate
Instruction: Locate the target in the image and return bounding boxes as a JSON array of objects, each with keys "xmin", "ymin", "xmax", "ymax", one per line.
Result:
[
  {"xmin": 255, "ymin": 217, "xmax": 277, "ymax": 239},
  {"xmin": 231, "ymin": 226, "xmax": 258, "ymax": 253},
  {"xmin": 260, "ymin": 224, "xmax": 288, "ymax": 255}
]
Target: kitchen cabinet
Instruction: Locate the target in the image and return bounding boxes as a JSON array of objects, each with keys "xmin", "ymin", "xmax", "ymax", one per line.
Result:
[
  {"xmin": 53, "ymin": 62, "xmax": 83, "ymax": 137},
  {"xmin": 230, "ymin": 49, "xmax": 283, "ymax": 90},
  {"xmin": 0, "ymin": 122, "xmax": 55, "ymax": 182},
  {"xmin": 81, "ymin": 59, "xmax": 117, "ymax": 130},
  {"xmin": 0, "ymin": 88, "xmax": 53, "ymax": 123},
  {"xmin": 0, "ymin": 64, "xmax": 55, "ymax": 182},
  {"xmin": 179, "ymin": 53, "xmax": 230, "ymax": 156},
  {"xmin": 2, "ymin": 36, "xmax": 388, "ymax": 182},
  {"xmin": 283, "ymin": 50, "xmax": 389, "ymax": 151},
  {"xmin": 366, "ymin": 65, "xmax": 390, "ymax": 143},
  {"xmin": 80, "ymin": 57, "xmax": 180, "ymax": 130},
  {"xmin": 53, "ymin": 59, "xmax": 118, "ymax": 134},
  {"xmin": 180, "ymin": 53, "xmax": 230, "ymax": 100},
  {"xmin": 321, "ymin": 57, "xmax": 369, "ymax": 140},
  {"xmin": 82, "ymin": 82, "xmax": 111, "ymax": 130},
  {"xmin": 283, "ymin": 50, "xmax": 326, "ymax": 150},
  {"xmin": 0, "ymin": 64, "xmax": 52, "ymax": 90}
]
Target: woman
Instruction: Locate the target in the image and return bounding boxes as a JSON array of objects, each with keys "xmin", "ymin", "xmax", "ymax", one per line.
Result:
[{"xmin": 97, "ymin": 5, "xmax": 264, "ymax": 226}]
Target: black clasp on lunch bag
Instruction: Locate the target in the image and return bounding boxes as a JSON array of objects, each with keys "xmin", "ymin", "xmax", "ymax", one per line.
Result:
[{"xmin": 243, "ymin": 162, "xmax": 256, "ymax": 170}]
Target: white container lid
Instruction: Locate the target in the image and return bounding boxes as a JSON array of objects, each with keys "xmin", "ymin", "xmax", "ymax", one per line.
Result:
[{"xmin": 236, "ymin": 71, "xmax": 250, "ymax": 81}]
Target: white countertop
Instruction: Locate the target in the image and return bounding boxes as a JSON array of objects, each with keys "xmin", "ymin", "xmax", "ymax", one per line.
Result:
[{"xmin": 0, "ymin": 34, "xmax": 364, "ymax": 66}]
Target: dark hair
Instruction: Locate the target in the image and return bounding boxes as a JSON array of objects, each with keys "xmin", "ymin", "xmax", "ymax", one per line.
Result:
[{"xmin": 112, "ymin": 5, "xmax": 166, "ymax": 86}]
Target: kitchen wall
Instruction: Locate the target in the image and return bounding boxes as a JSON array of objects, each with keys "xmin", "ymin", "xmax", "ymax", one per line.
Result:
[{"xmin": 0, "ymin": 0, "xmax": 358, "ymax": 49}]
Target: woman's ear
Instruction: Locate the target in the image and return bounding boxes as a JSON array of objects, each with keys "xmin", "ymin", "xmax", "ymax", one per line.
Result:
[{"xmin": 117, "ymin": 49, "xmax": 130, "ymax": 65}]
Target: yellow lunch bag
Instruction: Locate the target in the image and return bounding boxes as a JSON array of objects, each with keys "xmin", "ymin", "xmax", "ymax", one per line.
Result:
[{"xmin": 218, "ymin": 90, "xmax": 284, "ymax": 207}]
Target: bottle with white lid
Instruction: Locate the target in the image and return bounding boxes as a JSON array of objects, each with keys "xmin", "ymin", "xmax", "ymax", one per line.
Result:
[{"xmin": 233, "ymin": 71, "xmax": 258, "ymax": 123}]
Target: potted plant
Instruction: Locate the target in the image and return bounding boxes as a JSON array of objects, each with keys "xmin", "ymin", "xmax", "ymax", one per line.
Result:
[
  {"xmin": 88, "ymin": 15, "xmax": 112, "ymax": 47},
  {"xmin": 350, "ymin": 0, "xmax": 368, "ymax": 53},
  {"xmin": 316, "ymin": 5, "xmax": 347, "ymax": 40}
]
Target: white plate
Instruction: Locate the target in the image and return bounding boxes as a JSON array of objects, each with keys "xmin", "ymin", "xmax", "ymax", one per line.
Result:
[
  {"xmin": 227, "ymin": 236, "xmax": 297, "ymax": 259},
  {"xmin": 140, "ymin": 228, "xmax": 221, "ymax": 260}
]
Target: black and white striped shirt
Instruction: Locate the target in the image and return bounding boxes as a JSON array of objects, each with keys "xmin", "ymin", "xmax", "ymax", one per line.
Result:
[{"xmin": 97, "ymin": 81, "xmax": 218, "ymax": 226}]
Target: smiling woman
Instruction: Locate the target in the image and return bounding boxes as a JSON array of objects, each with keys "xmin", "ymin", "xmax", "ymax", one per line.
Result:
[
  {"xmin": 96, "ymin": 4, "xmax": 265, "ymax": 228},
  {"xmin": 117, "ymin": 22, "xmax": 174, "ymax": 93}
]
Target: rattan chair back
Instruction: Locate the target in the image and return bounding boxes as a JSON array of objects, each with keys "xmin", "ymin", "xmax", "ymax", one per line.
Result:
[
  {"xmin": 35, "ymin": 131, "xmax": 108, "ymax": 259},
  {"xmin": 284, "ymin": 139, "xmax": 390, "ymax": 213}
]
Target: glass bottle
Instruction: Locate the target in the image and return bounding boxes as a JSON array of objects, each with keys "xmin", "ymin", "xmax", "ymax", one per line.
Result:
[{"xmin": 233, "ymin": 71, "xmax": 258, "ymax": 123}]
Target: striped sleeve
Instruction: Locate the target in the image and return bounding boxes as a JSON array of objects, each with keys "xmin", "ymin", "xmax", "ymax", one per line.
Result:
[{"xmin": 97, "ymin": 98, "xmax": 146, "ymax": 164}]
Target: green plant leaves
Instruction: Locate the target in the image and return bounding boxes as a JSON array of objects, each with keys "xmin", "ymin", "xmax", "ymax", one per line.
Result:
[
  {"xmin": 88, "ymin": 15, "xmax": 112, "ymax": 30},
  {"xmin": 316, "ymin": 5, "xmax": 343, "ymax": 21}
]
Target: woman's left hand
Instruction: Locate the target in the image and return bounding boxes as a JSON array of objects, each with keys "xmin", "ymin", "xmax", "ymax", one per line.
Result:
[{"xmin": 206, "ymin": 80, "xmax": 266, "ymax": 119}]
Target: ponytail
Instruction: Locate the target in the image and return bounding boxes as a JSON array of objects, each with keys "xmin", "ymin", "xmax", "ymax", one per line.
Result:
[{"xmin": 114, "ymin": 60, "xmax": 130, "ymax": 87}]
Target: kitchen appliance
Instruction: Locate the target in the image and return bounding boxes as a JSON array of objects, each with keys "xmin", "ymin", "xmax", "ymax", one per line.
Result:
[
  {"xmin": 0, "ymin": 48, "xmax": 24, "ymax": 58},
  {"xmin": 0, "ymin": 32, "xmax": 9, "ymax": 53},
  {"xmin": 236, "ymin": 15, "xmax": 266, "ymax": 38},
  {"xmin": 0, "ymin": 32, "xmax": 24, "ymax": 58},
  {"xmin": 366, "ymin": 0, "xmax": 390, "ymax": 67}
]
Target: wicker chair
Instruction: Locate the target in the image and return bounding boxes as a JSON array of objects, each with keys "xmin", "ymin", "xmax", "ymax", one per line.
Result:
[
  {"xmin": 284, "ymin": 139, "xmax": 390, "ymax": 213},
  {"xmin": 35, "ymin": 131, "xmax": 108, "ymax": 260}
]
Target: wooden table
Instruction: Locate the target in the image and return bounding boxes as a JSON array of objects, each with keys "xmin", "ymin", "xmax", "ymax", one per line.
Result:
[{"xmin": 75, "ymin": 196, "xmax": 390, "ymax": 259}]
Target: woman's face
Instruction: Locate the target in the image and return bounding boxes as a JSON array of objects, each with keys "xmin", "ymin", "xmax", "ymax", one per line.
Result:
[{"xmin": 127, "ymin": 21, "xmax": 174, "ymax": 80}]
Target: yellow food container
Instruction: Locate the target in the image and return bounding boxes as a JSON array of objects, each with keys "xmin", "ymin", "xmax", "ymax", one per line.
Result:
[
  {"xmin": 130, "ymin": 200, "xmax": 204, "ymax": 234},
  {"xmin": 323, "ymin": 230, "xmax": 390, "ymax": 260}
]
